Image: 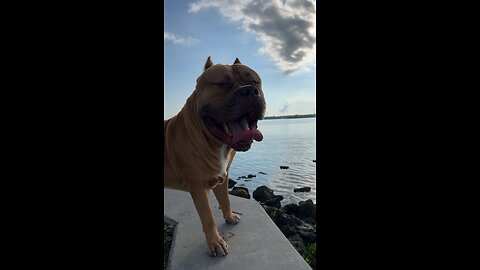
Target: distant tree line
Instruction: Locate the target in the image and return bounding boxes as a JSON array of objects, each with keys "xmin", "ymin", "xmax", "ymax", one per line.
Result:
[{"xmin": 263, "ymin": 113, "xmax": 316, "ymax": 120}]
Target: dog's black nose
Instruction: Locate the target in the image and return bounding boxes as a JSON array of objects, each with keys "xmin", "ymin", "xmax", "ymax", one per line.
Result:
[{"xmin": 239, "ymin": 85, "xmax": 259, "ymax": 96}]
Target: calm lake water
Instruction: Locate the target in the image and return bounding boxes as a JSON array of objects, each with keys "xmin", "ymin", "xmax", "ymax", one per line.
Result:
[{"xmin": 229, "ymin": 117, "xmax": 316, "ymax": 205}]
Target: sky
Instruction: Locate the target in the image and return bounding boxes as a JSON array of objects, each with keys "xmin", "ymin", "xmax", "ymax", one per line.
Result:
[{"xmin": 164, "ymin": 0, "xmax": 316, "ymax": 119}]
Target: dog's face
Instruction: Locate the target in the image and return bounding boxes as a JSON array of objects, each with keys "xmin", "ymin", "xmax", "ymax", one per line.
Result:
[{"xmin": 195, "ymin": 58, "xmax": 266, "ymax": 152}]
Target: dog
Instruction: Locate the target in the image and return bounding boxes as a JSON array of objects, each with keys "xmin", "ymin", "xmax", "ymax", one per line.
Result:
[{"xmin": 164, "ymin": 57, "xmax": 266, "ymax": 256}]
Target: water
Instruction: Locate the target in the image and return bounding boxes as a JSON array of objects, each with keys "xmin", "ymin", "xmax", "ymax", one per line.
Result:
[{"xmin": 229, "ymin": 117, "xmax": 316, "ymax": 205}]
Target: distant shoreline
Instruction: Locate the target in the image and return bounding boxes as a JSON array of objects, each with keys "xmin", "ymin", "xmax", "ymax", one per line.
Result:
[{"xmin": 263, "ymin": 114, "xmax": 316, "ymax": 120}]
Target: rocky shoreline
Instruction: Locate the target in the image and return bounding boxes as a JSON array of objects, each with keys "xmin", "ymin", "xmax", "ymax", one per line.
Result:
[
  {"xmin": 163, "ymin": 183, "xmax": 316, "ymax": 269},
  {"xmin": 163, "ymin": 168, "xmax": 316, "ymax": 269},
  {"xmin": 229, "ymin": 182, "xmax": 316, "ymax": 269}
]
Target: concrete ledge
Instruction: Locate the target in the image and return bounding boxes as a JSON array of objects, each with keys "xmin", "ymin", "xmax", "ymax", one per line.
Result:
[{"xmin": 164, "ymin": 189, "xmax": 311, "ymax": 270}]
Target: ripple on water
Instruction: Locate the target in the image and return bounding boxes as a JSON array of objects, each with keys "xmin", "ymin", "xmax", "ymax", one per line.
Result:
[{"xmin": 229, "ymin": 118, "xmax": 316, "ymax": 205}]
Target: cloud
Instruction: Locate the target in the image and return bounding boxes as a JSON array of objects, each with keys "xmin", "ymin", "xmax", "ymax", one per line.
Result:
[
  {"xmin": 164, "ymin": 31, "xmax": 199, "ymax": 46},
  {"xmin": 279, "ymin": 102, "xmax": 289, "ymax": 113},
  {"xmin": 188, "ymin": 0, "xmax": 316, "ymax": 73},
  {"xmin": 278, "ymin": 94, "xmax": 316, "ymax": 115}
]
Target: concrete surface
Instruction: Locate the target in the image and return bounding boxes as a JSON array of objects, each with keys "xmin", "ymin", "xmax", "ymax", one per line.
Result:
[{"xmin": 164, "ymin": 188, "xmax": 312, "ymax": 270}]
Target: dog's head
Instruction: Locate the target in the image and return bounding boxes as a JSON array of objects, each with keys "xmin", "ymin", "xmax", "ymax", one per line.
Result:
[{"xmin": 195, "ymin": 57, "xmax": 266, "ymax": 152}]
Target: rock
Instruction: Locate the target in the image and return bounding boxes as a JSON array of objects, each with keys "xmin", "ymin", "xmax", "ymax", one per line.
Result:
[
  {"xmin": 293, "ymin": 187, "xmax": 311, "ymax": 192},
  {"xmin": 298, "ymin": 199, "xmax": 316, "ymax": 223},
  {"xmin": 295, "ymin": 222, "xmax": 316, "ymax": 245},
  {"xmin": 264, "ymin": 195, "xmax": 284, "ymax": 208},
  {"xmin": 261, "ymin": 204, "xmax": 316, "ymax": 252},
  {"xmin": 280, "ymin": 166, "xmax": 289, "ymax": 169},
  {"xmin": 263, "ymin": 205, "xmax": 282, "ymax": 220},
  {"xmin": 228, "ymin": 178, "xmax": 237, "ymax": 188},
  {"xmin": 302, "ymin": 217, "xmax": 315, "ymax": 226},
  {"xmin": 273, "ymin": 211, "xmax": 304, "ymax": 228},
  {"xmin": 279, "ymin": 224, "xmax": 295, "ymax": 237},
  {"xmin": 229, "ymin": 187, "xmax": 250, "ymax": 199},
  {"xmin": 253, "ymin": 186, "xmax": 284, "ymax": 207},
  {"xmin": 274, "ymin": 211, "xmax": 315, "ymax": 241},
  {"xmin": 281, "ymin": 204, "xmax": 300, "ymax": 215},
  {"xmin": 281, "ymin": 201, "xmax": 316, "ymax": 225},
  {"xmin": 287, "ymin": 234, "xmax": 306, "ymax": 255},
  {"xmin": 298, "ymin": 230, "xmax": 316, "ymax": 245},
  {"xmin": 253, "ymin": 185, "xmax": 275, "ymax": 202},
  {"xmin": 237, "ymin": 174, "xmax": 256, "ymax": 180}
]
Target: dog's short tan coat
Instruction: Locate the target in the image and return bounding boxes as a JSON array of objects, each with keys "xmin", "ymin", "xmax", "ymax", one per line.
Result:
[{"xmin": 164, "ymin": 57, "xmax": 266, "ymax": 256}]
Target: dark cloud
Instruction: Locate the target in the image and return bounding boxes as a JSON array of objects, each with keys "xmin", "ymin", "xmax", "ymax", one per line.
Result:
[
  {"xmin": 287, "ymin": 0, "xmax": 315, "ymax": 10},
  {"xmin": 189, "ymin": 0, "xmax": 316, "ymax": 73},
  {"xmin": 245, "ymin": 4, "xmax": 315, "ymax": 63},
  {"xmin": 242, "ymin": 1, "xmax": 315, "ymax": 72}
]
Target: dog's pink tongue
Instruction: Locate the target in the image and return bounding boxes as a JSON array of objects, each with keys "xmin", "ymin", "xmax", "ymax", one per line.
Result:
[{"xmin": 228, "ymin": 116, "xmax": 263, "ymax": 144}]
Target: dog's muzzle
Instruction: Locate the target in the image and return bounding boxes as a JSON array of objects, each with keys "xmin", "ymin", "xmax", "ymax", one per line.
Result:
[{"xmin": 202, "ymin": 85, "xmax": 266, "ymax": 152}]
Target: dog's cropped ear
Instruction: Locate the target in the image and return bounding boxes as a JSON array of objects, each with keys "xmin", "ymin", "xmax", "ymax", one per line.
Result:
[
  {"xmin": 204, "ymin": 56, "xmax": 214, "ymax": 70},
  {"xmin": 233, "ymin": 58, "xmax": 242, "ymax": 65}
]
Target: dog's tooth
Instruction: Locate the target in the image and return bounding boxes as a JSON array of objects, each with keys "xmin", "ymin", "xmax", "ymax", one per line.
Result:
[
  {"xmin": 240, "ymin": 117, "xmax": 249, "ymax": 130},
  {"xmin": 223, "ymin": 123, "xmax": 230, "ymax": 135}
]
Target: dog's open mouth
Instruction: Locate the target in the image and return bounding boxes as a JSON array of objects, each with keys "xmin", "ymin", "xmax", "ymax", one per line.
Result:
[{"xmin": 203, "ymin": 111, "xmax": 263, "ymax": 151}]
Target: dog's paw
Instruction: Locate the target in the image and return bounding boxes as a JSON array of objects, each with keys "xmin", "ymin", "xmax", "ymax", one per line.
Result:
[
  {"xmin": 206, "ymin": 234, "xmax": 229, "ymax": 257},
  {"xmin": 224, "ymin": 212, "xmax": 240, "ymax": 224}
]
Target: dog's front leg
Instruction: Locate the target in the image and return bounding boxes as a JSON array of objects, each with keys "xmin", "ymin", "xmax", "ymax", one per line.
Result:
[
  {"xmin": 190, "ymin": 189, "xmax": 229, "ymax": 257},
  {"xmin": 213, "ymin": 177, "xmax": 240, "ymax": 224}
]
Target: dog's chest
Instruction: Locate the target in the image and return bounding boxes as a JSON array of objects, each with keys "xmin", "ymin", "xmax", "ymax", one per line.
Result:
[
  {"xmin": 206, "ymin": 145, "xmax": 230, "ymax": 189},
  {"xmin": 216, "ymin": 145, "xmax": 228, "ymax": 177}
]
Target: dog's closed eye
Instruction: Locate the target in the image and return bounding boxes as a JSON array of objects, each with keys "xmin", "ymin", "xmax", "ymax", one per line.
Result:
[{"xmin": 214, "ymin": 81, "xmax": 233, "ymax": 89}]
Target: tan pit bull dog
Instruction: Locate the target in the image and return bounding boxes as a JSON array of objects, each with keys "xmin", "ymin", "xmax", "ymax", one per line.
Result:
[{"xmin": 164, "ymin": 57, "xmax": 266, "ymax": 257}]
